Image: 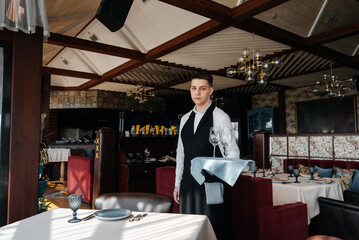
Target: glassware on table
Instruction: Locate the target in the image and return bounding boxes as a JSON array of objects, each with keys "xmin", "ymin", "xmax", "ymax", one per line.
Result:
[
  {"xmin": 144, "ymin": 148, "xmax": 150, "ymax": 160},
  {"xmin": 253, "ymin": 165, "xmax": 258, "ymax": 177},
  {"xmin": 209, "ymin": 127, "xmax": 220, "ymax": 157},
  {"xmin": 309, "ymin": 167, "xmax": 315, "ymax": 180},
  {"xmin": 288, "ymin": 165, "xmax": 294, "ymax": 177},
  {"xmin": 68, "ymin": 194, "xmax": 82, "ymax": 223},
  {"xmin": 293, "ymin": 169, "xmax": 300, "ymax": 183},
  {"xmin": 220, "ymin": 128, "xmax": 233, "ymax": 158}
]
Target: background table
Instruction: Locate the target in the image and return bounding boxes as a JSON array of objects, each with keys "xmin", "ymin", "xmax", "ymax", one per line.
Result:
[
  {"xmin": 271, "ymin": 174, "xmax": 344, "ymax": 224},
  {"xmin": 0, "ymin": 208, "xmax": 216, "ymax": 240},
  {"xmin": 47, "ymin": 148, "xmax": 71, "ymax": 182}
]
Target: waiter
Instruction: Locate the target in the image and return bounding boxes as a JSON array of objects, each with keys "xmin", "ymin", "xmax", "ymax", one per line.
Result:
[{"xmin": 173, "ymin": 72, "xmax": 240, "ymax": 240}]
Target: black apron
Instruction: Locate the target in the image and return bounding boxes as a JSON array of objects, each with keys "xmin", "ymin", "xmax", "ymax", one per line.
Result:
[{"xmin": 179, "ymin": 103, "xmax": 233, "ymax": 240}]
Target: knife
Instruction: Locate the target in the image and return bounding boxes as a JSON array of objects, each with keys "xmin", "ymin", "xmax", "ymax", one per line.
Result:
[{"xmin": 82, "ymin": 212, "xmax": 96, "ymax": 221}]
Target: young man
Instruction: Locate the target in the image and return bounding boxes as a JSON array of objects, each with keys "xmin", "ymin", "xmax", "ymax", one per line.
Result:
[{"xmin": 173, "ymin": 73, "xmax": 239, "ymax": 240}]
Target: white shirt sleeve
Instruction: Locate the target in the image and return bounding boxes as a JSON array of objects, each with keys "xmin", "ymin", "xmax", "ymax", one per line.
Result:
[
  {"xmin": 214, "ymin": 108, "xmax": 240, "ymax": 158},
  {"xmin": 175, "ymin": 112, "xmax": 190, "ymax": 187}
]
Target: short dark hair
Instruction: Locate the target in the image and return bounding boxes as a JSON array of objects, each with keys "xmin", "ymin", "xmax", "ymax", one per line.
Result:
[{"xmin": 191, "ymin": 72, "xmax": 213, "ymax": 87}]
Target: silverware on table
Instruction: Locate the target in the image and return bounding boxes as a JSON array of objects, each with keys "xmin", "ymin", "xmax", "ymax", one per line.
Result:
[
  {"xmin": 135, "ymin": 213, "xmax": 147, "ymax": 221},
  {"xmin": 129, "ymin": 214, "xmax": 141, "ymax": 222},
  {"xmin": 82, "ymin": 212, "xmax": 96, "ymax": 221}
]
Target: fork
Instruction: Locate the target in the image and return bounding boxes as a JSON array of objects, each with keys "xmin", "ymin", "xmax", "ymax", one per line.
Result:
[{"xmin": 129, "ymin": 214, "xmax": 141, "ymax": 222}]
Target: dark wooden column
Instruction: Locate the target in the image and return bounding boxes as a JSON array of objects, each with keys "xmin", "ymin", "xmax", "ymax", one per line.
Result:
[
  {"xmin": 278, "ymin": 90, "xmax": 286, "ymax": 134},
  {"xmin": 0, "ymin": 29, "xmax": 43, "ymax": 224},
  {"xmin": 92, "ymin": 128, "xmax": 118, "ymax": 207},
  {"xmin": 253, "ymin": 130, "xmax": 269, "ymax": 170}
]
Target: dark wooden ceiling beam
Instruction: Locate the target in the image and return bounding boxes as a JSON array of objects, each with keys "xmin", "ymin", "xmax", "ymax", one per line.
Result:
[
  {"xmin": 305, "ymin": 21, "xmax": 359, "ymax": 46},
  {"xmin": 47, "ymin": 32, "xmax": 145, "ymax": 60},
  {"xmin": 42, "ymin": 66, "xmax": 101, "ymax": 80}
]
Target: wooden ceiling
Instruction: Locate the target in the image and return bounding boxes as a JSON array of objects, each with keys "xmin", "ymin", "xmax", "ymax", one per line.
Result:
[{"xmin": 43, "ymin": 0, "xmax": 359, "ymax": 96}]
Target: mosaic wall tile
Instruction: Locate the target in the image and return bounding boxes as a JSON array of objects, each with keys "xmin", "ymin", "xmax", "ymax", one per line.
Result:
[
  {"xmin": 270, "ymin": 156, "xmax": 286, "ymax": 173},
  {"xmin": 334, "ymin": 135, "xmax": 359, "ymax": 159},
  {"xmin": 270, "ymin": 136, "xmax": 287, "ymax": 155},
  {"xmin": 288, "ymin": 136, "xmax": 308, "ymax": 156},
  {"xmin": 310, "ymin": 136, "xmax": 333, "ymax": 158},
  {"xmin": 50, "ymin": 90, "xmax": 165, "ymax": 112},
  {"xmin": 252, "ymin": 92, "xmax": 278, "ymax": 109}
]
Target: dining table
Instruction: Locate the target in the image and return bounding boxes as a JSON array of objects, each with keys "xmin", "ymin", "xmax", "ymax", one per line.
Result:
[
  {"xmin": 0, "ymin": 208, "xmax": 216, "ymax": 240},
  {"xmin": 270, "ymin": 173, "xmax": 344, "ymax": 224}
]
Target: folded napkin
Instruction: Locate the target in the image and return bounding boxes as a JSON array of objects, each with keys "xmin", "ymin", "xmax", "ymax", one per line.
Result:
[
  {"xmin": 204, "ymin": 182, "xmax": 224, "ymax": 204},
  {"xmin": 190, "ymin": 157, "xmax": 255, "ymax": 205}
]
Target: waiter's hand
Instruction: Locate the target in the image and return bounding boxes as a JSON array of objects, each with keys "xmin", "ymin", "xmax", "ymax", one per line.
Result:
[{"xmin": 173, "ymin": 186, "xmax": 180, "ymax": 204}]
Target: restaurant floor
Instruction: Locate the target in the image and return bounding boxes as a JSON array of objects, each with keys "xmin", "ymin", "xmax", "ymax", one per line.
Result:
[{"xmin": 44, "ymin": 181, "xmax": 91, "ymax": 210}]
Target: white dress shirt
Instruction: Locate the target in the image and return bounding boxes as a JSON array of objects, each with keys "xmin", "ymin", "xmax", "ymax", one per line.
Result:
[{"xmin": 175, "ymin": 102, "xmax": 240, "ymax": 186}]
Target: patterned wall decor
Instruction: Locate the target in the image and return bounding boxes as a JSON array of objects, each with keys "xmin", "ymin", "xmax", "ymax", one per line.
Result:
[
  {"xmin": 310, "ymin": 136, "xmax": 333, "ymax": 158},
  {"xmin": 288, "ymin": 136, "xmax": 309, "ymax": 156},
  {"xmin": 252, "ymin": 84, "xmax": 358, "ymax": 133},
  {"xmin": 334, "ymin": 135, "xmax": 359, "ymax": 159},
  {"xmin": 269, "ymin": 133, "xmax": 359, "ymax": 171},
  {"xmin": 252, "ymin": 92, "xmax": 278, "ymax": 109},
  {"xmin": 270, "ymin": 136, "xmax": 287, "ymax": 155},
  {"xmin": 49, "ymin": 90, "xmax": 165, "ymax": 112}
]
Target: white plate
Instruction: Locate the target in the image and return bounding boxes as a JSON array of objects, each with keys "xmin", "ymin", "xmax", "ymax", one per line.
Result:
[{"xmin": 94, "ymin": 209, "xmax": 132, "ymax": 221}]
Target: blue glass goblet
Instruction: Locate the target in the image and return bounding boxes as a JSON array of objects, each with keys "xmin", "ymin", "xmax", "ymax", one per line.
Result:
[
  {"xmin": 253, "ymin": 165, "xmax": 258, "ymax": 177},
  {"xmin": 309, "ymin": 167, "xmax": 315, "ymax": 180},
  {"xmin": 293, "ymin": 169, "xmax": 300, "ymax": 183},
  {"xmin": 288, "ymin": 165, "xmax": 294, "ymax": 177},
  {"xmin": 68, "ymin": 194, "xmax": 82, "ymax": 223}
]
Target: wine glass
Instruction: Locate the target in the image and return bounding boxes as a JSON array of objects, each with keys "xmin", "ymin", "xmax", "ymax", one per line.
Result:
[
  {"xmin": 253, "ymin": 165, "xmax": 258, "ymax": 177},
  {"xmin": 293, "ymin": 169, "xmax": 300, "ymax": 183},
  {"xmin": 68, "ymin": 194, "xmax": 82, "ymax": 223},
  {"xmin": 144, "ymin": 148, "xmax": 150, "ymax": 160},
  {"xmin": 288, "ymin": 165, "xmax": 294, "ymax": 177},
  {"xmin": 209, "ymin": 127, "xmax": 220, "ymax": 157},
  {"xmin": 309, "ymin": 167, "xmax": 315, "ymax": 180},
  {"xmin": 220, "ymin": 129, "xmax": 232, "ymax": 158}
]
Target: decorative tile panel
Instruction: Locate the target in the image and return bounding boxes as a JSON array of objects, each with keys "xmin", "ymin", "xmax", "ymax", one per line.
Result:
[
  {"xmin": 334, "ymin": 135, "xmax": 359, "ymax": 159},
  {"xmin": 310, "ymin": 136, "xmax": 333, "ymax": 158},
  {"xmin": 270, "ymin": 136, "xmax": 287, "ymax": 155},
  {"xmin": 270, "ymin": 156, "xmax": 286, "ymax": 173},
  {"xmin": 50, "ymin": 90, "xmax": 165, "ymax": 112},
  {"xmin": 288, "ymin": 136, "xmax": 308, "ymax": 156}
]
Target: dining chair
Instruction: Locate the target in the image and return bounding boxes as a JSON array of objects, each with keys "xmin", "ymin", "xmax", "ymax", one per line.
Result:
[
  {"xmin": 94, "ymin": 192, "xmax": 173, "ymax": 213},
  {"xmin": 317, "ymin": 197, "xmax": 359, "ymax": 240}
]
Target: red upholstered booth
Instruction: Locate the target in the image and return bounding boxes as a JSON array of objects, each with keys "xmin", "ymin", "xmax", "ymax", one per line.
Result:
[
  {"xmin": 156, "ymin": 166, "xmax": 308, "ymax": 240},
  {"xmin": 67, "ymin": 156, "xmax": 94, "ymax": 204},
  {"xmin": 156, "ymin": 166, "xmax": 179, "ymax": 213},
  {"xmin": 232, "ymin": 175, "xmax": 308, "ymax": 240}
]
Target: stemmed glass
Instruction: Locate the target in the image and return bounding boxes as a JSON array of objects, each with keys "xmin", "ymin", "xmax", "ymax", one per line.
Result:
[
  {"xmin": 253, "ymin": 165, "xmax": 258, "ymax": 177},
  {"xmin": 220, "ymin": 128, "xmax": 232, "ymax": 158},
  {"xmin": 68, "ymin": 194, "xmax": 82, "ymax": 223},
  {"xmin": 309, "ymin": 167, "xmax": 315, "ymax": 180},
  {"xmin": 293, "ymin": 169, "xmax": 300, "ymax": 183},
  {"xmin": 144, "ymin": 148, "xmax": 150, "ymax": 160},
  {"xmin": 209, "ymin": 127, "xmax": 220, "ymax": 157},
  {"xmin": 288, "ymin": 165, "xmax": 294, "ymax": 177}
]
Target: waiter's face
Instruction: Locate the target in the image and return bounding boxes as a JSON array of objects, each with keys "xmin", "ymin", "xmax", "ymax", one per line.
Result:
[{"xmin": 190, "ymin": 79, "xmax": 213, "ymax": 107}]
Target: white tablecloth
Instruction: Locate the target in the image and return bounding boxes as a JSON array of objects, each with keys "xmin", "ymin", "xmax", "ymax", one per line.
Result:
[
  {"xmin": 0, "ymin": 208, "xmax": 216, "ymax": 240},
  {"xmin": 271, "ymin": 174, "xmax": 344, "ymax": 224},
  {"xmin": 47, "ymin": 148, "xmax": 71, "ymax": 162}
]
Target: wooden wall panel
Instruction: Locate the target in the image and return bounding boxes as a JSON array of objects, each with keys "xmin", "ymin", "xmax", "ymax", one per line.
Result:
[{"xmin": 5, "ymin": 29, "xmax": 43, "ymax": 224}]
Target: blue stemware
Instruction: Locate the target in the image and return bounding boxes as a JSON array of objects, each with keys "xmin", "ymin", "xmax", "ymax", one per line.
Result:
[
  {"xmin": 288, "ymin": 165, "xmax": 294, "ymax": 177},
  {"xmin": 68, "ymin": 194, "xmax": 82, "ymax": 223},
  {"xmin": 309, "ymin": 167, "xmax": 315, "ymax": 180},
  {"xmin": 253, "ymin": 165, "xmax": 258, "ymax": 177},
  {"xmin": 293, "ymin": 169, "xmax": 300, "ymax": 183}
]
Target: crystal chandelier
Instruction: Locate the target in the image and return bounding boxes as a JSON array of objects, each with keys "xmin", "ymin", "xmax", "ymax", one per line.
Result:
[
  {"xmin": 226, "ymin": 33, "xmax": 280, "ymax": 84},
  {"xmin": 127, "ymin": 85, "xmax": 154, "ymax": 103},
  {"xmin": 312, "ymin": 61, "xmax": 355, "ymax": 97}
]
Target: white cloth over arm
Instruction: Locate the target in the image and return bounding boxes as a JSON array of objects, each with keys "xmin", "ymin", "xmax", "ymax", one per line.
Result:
[
  {"xmin": 175, "ymin": 104, "xmax": 240, "ymax": 187},
  {"xmin": 190, "ymin": 157, "xmax": 255, "ymax": 204}
]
